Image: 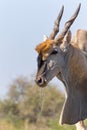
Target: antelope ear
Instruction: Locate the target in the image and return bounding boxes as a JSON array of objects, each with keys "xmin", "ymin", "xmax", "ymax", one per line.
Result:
[
  {"xmin": 60, "ymin": 30, "xmax": 72, "ymax": 52},
  {"xmin": 43, "ymin": 34, "xmax": 48, "ymax": 41}
]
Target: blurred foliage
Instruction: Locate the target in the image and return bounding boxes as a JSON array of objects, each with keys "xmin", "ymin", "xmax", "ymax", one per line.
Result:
[{"xmin": 0, "ymin": 76, "xmax": 77, "ymax": 130}]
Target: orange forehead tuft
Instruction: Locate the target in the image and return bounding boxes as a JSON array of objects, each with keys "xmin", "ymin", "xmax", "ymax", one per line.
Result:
[{"xmin": 35, "ymin": 40, "xmax": 56, "ymax": 54}]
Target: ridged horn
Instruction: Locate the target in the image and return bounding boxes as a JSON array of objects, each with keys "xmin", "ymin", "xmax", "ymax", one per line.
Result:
[
  {"xmin": 56, "ymin": 3, "xmax": 81, "ymax": 41},
  {"xmin": 49, "ymin": 5, "xmax": 64, "ymax": 40}
]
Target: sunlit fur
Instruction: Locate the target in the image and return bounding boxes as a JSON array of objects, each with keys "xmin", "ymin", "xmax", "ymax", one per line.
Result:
[
  {"xmin": 35, "ymin": 38, "xmax": 63, "ymax": 60},
  {"xmin": 72, "ymin": 29, "xmax": 87, "ymax": 54},
  {"xmin": 35, "ymin": 39, "xmax": 56, "ymax": 54}
]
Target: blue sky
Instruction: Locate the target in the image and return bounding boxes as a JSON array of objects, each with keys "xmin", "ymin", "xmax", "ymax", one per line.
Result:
[{"xmin": 0, "ymin": 0, "xmax": 87, "ymax": 98}]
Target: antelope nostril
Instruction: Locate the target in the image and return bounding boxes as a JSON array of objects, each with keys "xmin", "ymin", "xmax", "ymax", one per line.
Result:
[
  {"xmin": 37, "ymin": 77, "xmax": 43, "ymax": 84},
  {"xmin": 35, "ymin": 77, "xmax": 47, "ymax": 87},
  {"xmin": 35, "ymin": 77, "xmax": 45, "ymax": 86}
]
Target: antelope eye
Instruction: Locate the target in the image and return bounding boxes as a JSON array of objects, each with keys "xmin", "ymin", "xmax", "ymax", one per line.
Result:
[{"xmin": 51, "ymin": 49, "xmax": 58, "ymax": 54}]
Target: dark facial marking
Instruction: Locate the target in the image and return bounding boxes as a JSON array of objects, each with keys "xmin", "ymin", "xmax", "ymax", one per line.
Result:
[{"xmin": 37, "ymin": 54, "xmax": 43, "ymax": 69}]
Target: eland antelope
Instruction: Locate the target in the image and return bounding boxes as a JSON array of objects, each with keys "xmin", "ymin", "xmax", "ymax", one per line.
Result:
[{"xmin": 35, "ymin": 3, "xmax": 87, "ymax": 130}]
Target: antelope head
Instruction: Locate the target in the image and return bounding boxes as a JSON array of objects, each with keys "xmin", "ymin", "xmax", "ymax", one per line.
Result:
[{"xmin": 35, "ymin": 4, "xmax": 81, "ymax": 87}]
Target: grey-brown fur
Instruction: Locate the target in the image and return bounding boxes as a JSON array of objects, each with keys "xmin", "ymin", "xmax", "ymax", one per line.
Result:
[{"xmin": 35, "ymin": 3, "xmax": 87, "ymax": 129}]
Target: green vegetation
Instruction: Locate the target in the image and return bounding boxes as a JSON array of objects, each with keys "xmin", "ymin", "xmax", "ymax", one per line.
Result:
[{"xmin": 0, "ymin": 76, "xmax": 80, "ymax": 130}]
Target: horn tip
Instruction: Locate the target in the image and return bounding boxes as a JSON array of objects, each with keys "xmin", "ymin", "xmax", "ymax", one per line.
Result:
[
  {"xmin": 79, "ymin": 3, "xmax": 81, "ymax": 6},
  {"xmin": 62, "ymin": 5, "xmax": 64, "ymax": 10},
  {"xmin": 78, "ymin": 3, "xmax": 81, "ymax": 9}
]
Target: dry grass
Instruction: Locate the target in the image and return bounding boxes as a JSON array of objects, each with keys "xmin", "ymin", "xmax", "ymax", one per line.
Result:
[
  {"xmin": 0, "ymin": 120, "xmax": 52, "ymax": 130},
  {"xmin": 0, "ymin": 120, "xmax": 15, "ymax": 130}
]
